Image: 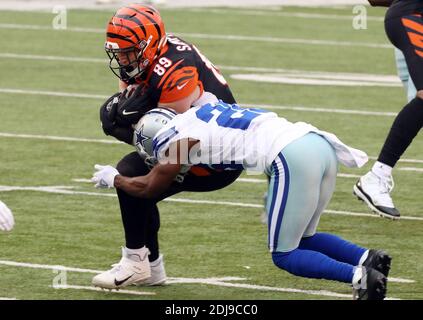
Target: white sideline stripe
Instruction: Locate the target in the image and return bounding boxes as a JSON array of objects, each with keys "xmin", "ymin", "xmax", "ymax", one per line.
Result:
[
  {"xmin": 51, "ymin": 285, "xmax": 155, "ymax": 296},
  {"xmin": 0, "ymin": 23, "xmax": 391, "ymax": 49},
  {"xmin": 0, "ymin": 132, "xmax": 121, "ymax": 144},
  {"xmin": 1, "ymin": 185, "xmax": 423, "ymax": 222},
  {"xmin": 0, "ymin": 88, "xmax": 399, "ymax": 117},
  {"xmin": 0, "ymin": 297, "xmax": 17, "ymax": 300},
  {"xmin": 184, "ymin": 8, "xmax": 385, "ymax": 21},
  {"xmin": 2, "ymin": 131, "xmax": 423, "ymax": 166},
  {"xmin": 0, "ymin": 260, "xmax": 404, "ymax": 299}
]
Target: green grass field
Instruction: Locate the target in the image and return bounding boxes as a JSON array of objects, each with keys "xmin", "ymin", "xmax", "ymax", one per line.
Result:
[{"xmin": 0, "ymin": 5, "xmax": 422, "ymax": 300}]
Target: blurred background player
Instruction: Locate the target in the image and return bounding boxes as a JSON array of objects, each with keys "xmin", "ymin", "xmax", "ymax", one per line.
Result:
[
  {"xmin": 92, "ymin": 97, "xmax": 391, "ymax": 300},
  {"xmin": 395, "ymin": 48, "xmax": 417, "ymax": 102},
  {"xmin": 354, "ymin": 0, "xmax": 423, "ymax": 219},
  {"xmin": 0, "ymin": 200, "xmax": 14, "ymax": 232},
  {"xmin": 95, "ymin": 3, "xmax": 241, "ymax": 288}
]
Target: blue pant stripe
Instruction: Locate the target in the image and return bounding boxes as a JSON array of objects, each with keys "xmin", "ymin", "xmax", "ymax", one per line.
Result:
[
  {"xmin": 272, "ymin": 153, "xmax": 290, "ymax": 251},
  {"xmin": 267, "ymin": 160, "xmax": 280, "ymax": 246}
]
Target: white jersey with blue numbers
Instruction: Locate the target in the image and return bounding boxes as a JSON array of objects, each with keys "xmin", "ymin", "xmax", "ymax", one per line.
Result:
[{"xmin": 152, "ymin": 100, "xmax": 368, "ymax": 173}]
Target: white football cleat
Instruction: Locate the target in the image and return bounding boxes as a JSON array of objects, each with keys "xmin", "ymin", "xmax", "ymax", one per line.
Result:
[
  {"xmin": 0, "ymin": 200, "xmax": 14, "ymax": 232},
  {"xmin": 353, "ymin": 171, "xmax": 400, "ymax": 220},
  {"xmin": 92, "ymin": 247, "xmax": 151, "ymax": 289},
  {"xmin": 135, "ymin": 254, "xmax": 167, "ymax": 286}
]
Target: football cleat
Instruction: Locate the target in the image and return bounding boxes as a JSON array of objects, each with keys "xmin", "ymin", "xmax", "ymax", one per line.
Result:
[
  {"xmin": 353, "ymin": 171, "xmax": 400, "ymax": 220},
  {"xmin": 361, "ymin": 249, "xmax": 392, "ymax": 278},
  {"xmin": 352, "ymin": 266, "xmax": 387, "ymax": 300},
  {"xmin": 92, "ymin": 247, "xmax": 151, "ymax": 289},
  {"xmin": 135, "ymin": 254, "xmax": 167, "ymax": 286}
]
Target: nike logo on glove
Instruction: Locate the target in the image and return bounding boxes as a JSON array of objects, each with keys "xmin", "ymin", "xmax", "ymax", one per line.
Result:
[
  {"xmin": 177, "ymin": 81, "xmax": 189, "ymax": 90},
  {"xmin": 122, "ymin": 110, "xmax": 139, "ymax": 116},
  {"xmin": 114, "ymin": 274, "xmax": 135, "ymax": 287}
]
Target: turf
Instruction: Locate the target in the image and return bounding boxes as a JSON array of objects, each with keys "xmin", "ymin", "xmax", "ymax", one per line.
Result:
[{"xmin": 0, "ymin": 5, "xmax": 422, "ymax": 300}]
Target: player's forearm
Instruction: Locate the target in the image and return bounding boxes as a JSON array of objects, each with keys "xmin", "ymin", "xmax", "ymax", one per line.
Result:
[
  {"xmin": 368, "ymin": 0, "xmax": 393, "ymax": 7},
  {"xmin": 114, "ymin": 175, "xmax": 154, "ymax": 198}
]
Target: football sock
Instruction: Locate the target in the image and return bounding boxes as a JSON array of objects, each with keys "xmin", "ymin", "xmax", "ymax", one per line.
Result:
[
  {"xmin": 298, "ymin": 233, "xmax": 366, "ymax": 266},
  {"xmin": 146, "ymin": 206, "xmax": 160, "ymax": 262},
  {"xmin": 372, "ymin": 161, "xmax": 393, "ymax": 178},
  {"xmin": 272, "ymin": 249, "xmax": 354, "ymax": 283},
  {"xmin": 124, "ymin": 246, "xmax": 149, "ymax": 262},
  {"xmin": 378, "ymin": 97, "xmax": 423, "ymax": 167}
]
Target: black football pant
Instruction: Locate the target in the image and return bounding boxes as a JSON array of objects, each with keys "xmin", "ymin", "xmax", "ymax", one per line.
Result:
[
  {"xmin": 116, "ymin": 152, "xmax": 242, "ymax": 262},
  {"xmin": 378, "ymin": 12, "xmax": 423, "ymax": 167}
]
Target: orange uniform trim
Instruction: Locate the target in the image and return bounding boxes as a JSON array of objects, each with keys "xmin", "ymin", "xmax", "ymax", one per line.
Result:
[
  {"xmin": 189, "ymin": 166, "xmax": 212, "ymax": 176},
  {"xmin": 402, "ymin": 17, "xmax": 423, "ymax": 35},
  {"xmin": 159, "ymin": 66, "xmax": 199, "ymax": 103}
]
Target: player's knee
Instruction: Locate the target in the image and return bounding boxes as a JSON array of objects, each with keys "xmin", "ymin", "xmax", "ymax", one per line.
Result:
[
  {"xmin": 417, "ymin": 90, "xmax": 423, "ymax": 100},
  {"xmin": 272, "ymin": 251, "xmax": 293, "ymax": 271}
]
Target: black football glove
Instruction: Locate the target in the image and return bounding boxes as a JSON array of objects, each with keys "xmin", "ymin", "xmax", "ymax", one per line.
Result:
[
  {"xmin": 99, "ymin": 92, "xmax": 134, "ymax": 145},
  {"xmin": 99, "ymin": 92, "xmax": 120, "ymax": 136},
  {"xmin": 115, "ymin": 83, "xmax": 156, "ymax": 126}
]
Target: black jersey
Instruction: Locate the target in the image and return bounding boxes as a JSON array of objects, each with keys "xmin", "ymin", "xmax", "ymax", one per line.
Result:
[
  {"xmin": 131, "ymin": 34, "xmax": 236, "ymax": 107},
  {"xmin": 386, "ymin": 0, "xmax": 423, "ymax": 20}
]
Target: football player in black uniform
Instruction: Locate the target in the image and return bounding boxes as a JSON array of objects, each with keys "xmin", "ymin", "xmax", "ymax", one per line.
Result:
[
  {"xmin": 93, "ymin": 4, "xmax": 241, "ymax": 289},
  {"xmin": 354, "ymin": 0, "xmax": 423, "ymax": 219}
]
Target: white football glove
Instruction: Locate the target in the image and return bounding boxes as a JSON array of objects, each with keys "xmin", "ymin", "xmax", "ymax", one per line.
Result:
[
  {"xmin": 0, "ymin": 200, "xmax": 14, "ymax": 232},
  {"xmin": 91, "ymin": 164, "xmax": 119, "ymax": 189}
]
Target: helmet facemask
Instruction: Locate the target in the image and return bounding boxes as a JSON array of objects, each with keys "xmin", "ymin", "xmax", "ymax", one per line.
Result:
[{"xmin": 105, "ymin": 37, "xmax": 152, "ymax": 82}]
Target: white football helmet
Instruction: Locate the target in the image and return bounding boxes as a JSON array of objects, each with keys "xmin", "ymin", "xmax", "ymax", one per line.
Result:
[
  {"xmin": 133, "ymin": 108, "xmax": 177, "ymax": 157},
  {"xmin": 133, "ymin": 108, "xmax": 190, "ymax": 183}
]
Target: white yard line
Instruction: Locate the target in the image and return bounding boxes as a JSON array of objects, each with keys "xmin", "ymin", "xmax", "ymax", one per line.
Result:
[
  {"xmin": 0, "ymin": 53, "xmax": 105, "ymax": 63},
  {"xmin": 398, "ymin": 167, "xmax": 423, "ymax": 173},
  {"xmin": 231, "ymin": 73, "xmax": 401, "ymax": 87},
  {"xmin": 0, "ymin": 52, "xmax": 400, "ymax": 82},
  {"xmin": 74, "ymin": 175, "xmax": 359, "ymax": 185},
  {"xmin": 0, "ymin": 23, "xmax": 391, "ymax": 49},
  {"xmin": 0, "ymin": 260, "xmax": 406, "ymax": 299},
  {"xmin": 51, "ymin": 285, "xmax": 155, "ymax": 296},
  {"xmin": 243, "ymin": 103, "xmax": 398, "ymax": 117},
  {"xmin": 1, "ymin": 184, "xmax": 423, "ymax": 221},
  {"xmin": 184, "ymin": 8, "xmax": 385, "ymax": 21},
  {"xmin": 0, "ymin": 87, "xmax": 399, "ymax": 117},
  {"xmin": 0, "ymin": 88, "xmax": 108, "ymax": 99},
  {"xmin": 2, "ymin": 131, "xmax": 423, "ymax": 166},
  {"xmin": 0, "ymin": 132, "xmax": 120, "ymax": 144}
]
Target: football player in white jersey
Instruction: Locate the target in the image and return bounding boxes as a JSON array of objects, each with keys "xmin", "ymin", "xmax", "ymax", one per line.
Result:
[{"xmin": 92, "ymin": 94, "xmax": 391, "ymax": 300}]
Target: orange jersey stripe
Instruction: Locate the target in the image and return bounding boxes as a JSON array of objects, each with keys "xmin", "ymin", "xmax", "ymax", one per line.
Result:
[
  {"xmin": 407, "ymin": 31, "xmax": 423, "ymax": 49},
  {"xmin": 189, "ymin": 166, "xmax": 212, "ymax": 176},
  {"xmin": 415, "ymin": 49, "xmax": 423, "ymax": 58},
  {"xmin": 402, "ymin": 17, "xmax": 423, "ymax": 35},
  {"xmin": 157, "ymin": 59, "xmax": 184, "ymax": 88},
  {"xmin": 159, "ymin": 66, "xmax": 199, "ymax": 103}
]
